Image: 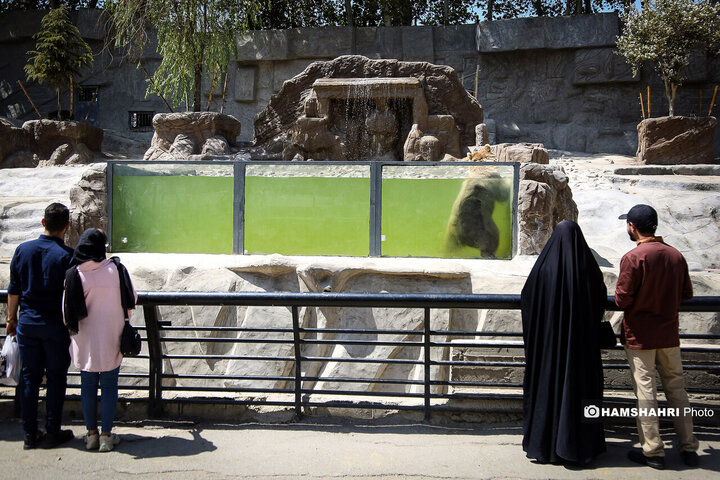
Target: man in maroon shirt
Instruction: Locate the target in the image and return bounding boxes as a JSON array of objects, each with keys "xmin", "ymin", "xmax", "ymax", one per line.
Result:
[{"xmin": 615, "ymin": 204, "xmax": 698, "ymax": 470}]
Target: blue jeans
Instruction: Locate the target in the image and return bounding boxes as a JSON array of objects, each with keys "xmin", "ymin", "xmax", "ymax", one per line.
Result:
[
  {"xmin": 80, "ymin": 367, "xmax": 120, "ymax": 434},
  {"xmin": 16, "ymin": 322, "xmax": 70, "ymax": 435}
]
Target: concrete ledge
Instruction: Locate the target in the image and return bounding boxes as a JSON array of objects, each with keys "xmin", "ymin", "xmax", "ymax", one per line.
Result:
[
  {"xmin": 476, "ymin": 13, "xmax": 620, "ymax": 53},
  {"xmin": 612, "ymin": 165, "xmax": 720, "ymax": 176}
]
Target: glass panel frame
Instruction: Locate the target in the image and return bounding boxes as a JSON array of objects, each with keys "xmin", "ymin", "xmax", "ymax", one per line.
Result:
[
  {"xmin": 243, "ymin": 162, "xmax": 372, "ymax": 257},
  {"xmin": 380, "ymin": 163, "xmax": 517, "ymax": 259},
  {"xmin": 109, "ymin": 161, "xmax": 235, "ymax": 254},
  {"xmin": 107, "ymin": 160, "xmax": 518, "ymax": 259}
]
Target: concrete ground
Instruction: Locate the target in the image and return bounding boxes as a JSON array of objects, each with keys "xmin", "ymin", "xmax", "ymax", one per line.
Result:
[{"xmin": 0, "ymin": 416, "xmax": 718, "ymax": 480}]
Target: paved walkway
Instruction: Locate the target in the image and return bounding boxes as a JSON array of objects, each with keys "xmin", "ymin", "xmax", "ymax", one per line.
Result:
[{"xmin": 1, "ymin": 416, "xmax": 718, "ymax": 479}]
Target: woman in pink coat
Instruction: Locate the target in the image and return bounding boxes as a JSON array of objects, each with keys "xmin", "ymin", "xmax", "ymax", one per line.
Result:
[{"xmin": 63, "ymin": 228, "xmax": 136, "ymax": 452}]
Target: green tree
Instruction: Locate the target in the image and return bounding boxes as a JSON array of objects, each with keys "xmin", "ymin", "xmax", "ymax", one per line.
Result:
[
  {"xmin": 616, "ymin": 0, "xmax": 720, "ymax": 116},
  {"xmin": 24, "ymin": 5, "xmax": 94, "ymax": 119},
  {"xmin": 0, "ymin": 1, "xmax": 102, "ymax": 13},
  {"xmin": 106, "ymin": 0, "xmax": 262, "ymax": 112}
]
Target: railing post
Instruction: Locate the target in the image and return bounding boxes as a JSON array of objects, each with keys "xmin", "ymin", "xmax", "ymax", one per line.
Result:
[
  {"xmin": 291, "ymin": 306, "xmax": 303, "ymax": 418},
  {"xmin": 424, "ymin": 307, "xmax": 431, "ymax": 420},
  {"xmin": 143, "ymin": 305, "xmax": 164, "ymax": 417}
]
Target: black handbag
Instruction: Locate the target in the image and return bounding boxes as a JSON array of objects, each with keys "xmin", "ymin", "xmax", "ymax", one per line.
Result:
[
  {"xmin": 599, "ymin": 321, "xmax": 618, "ymax": 349},
  {"xmin": 120, "ymin": 320, "xmax": 142, "ymax": 357}
]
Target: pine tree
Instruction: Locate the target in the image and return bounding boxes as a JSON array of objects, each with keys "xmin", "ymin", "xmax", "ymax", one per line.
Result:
[{"xmin": 25, "ymin": 6, "xmax": 94, "ymax": 119}]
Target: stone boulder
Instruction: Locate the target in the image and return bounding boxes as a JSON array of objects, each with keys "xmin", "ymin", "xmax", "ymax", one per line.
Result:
[
  {"xmin": 254, "ymin": 55, "xmax": 483, "ymax": 154},
  {"xmin": 67, "ymin": 163, "xmax": 108, "ymax": 247},
  {"xmin": 23, "ymin": 119, "xmax": 103, "ymax": 158},
  {"xmin": 636, "ymin": 116, "xmax": 717, "ymax": 164},
  {"xmin": 144, "ymin": 112, "xmax": 242, "ymax": 161},
  {"xmin": 0, "ymin": 117, "xmax": 32, "ymax": 167},
  {"xmin": 0, "ymin": 118, "xmax": 102, "ymax": 167},
  {"xmin": 518, "ymin": 163, "xmax": 578, "ymax": 254},
  {"xmin": 492, "ymin": 143, "xmax": 549, "ymax": 164}
]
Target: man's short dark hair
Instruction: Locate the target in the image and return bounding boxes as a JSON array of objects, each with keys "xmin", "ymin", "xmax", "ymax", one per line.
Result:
[{"xmin": 44, "ymin": 203, "xmax": 70, "ymax": 233}]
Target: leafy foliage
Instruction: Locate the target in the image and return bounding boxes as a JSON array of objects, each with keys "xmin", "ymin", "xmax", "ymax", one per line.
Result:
[
  {"xmin": 24, "ymin": 5, "xmax": 94, "ymax": 117},
  {"xmin": 106, "ymin": 0, "xmax": 262, "ymax": 111},
  {"xmin": 616, "ymin": 0, "xmax": 720, "ymax": 115},
  {"xmin": 0, "ymin": 1, "xmax": 104, "ymax": 13}
]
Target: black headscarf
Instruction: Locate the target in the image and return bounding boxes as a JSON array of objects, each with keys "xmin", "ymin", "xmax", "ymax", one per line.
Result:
[
  {"xmin": 72, "ymin": 228, "xmax": 107, "ymax": 263},
  {"xmin": 64, "ymin": 228, "xmax": 135, "ymax": 334},
  {"xmin": 520, "ymin": 220, "xmax": 607, "ymax": 465}
]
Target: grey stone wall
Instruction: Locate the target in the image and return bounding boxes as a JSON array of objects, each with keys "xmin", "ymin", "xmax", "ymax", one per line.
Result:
[{"xmin": 1, "ymin": 10, "xmax": 719, "ymax": 156}]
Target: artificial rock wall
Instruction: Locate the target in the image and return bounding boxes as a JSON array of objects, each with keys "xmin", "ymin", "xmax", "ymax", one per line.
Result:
[{"xmin": 2, "ymin": 11, "xmax": 720, "ymax": 156}]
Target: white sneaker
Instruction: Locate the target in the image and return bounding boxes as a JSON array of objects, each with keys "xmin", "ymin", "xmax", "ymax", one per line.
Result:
[
  {"xmin": 98, "ymin": 433, "xmax": 120, "ymax": 452},
  {"xmin": 84, "ymin": 433, "xmax": 99, "ymax": 450}
]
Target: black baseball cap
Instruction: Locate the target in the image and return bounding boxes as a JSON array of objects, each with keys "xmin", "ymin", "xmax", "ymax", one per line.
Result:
[{"xmin": 618, "ymin": 204, "xmax": 658, "ymax": 232}]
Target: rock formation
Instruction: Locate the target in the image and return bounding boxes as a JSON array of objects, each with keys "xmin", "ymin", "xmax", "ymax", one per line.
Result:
[
  {"xmin": 518, "ymin": 162, "xmax": 578, "ymax": 254},
  {"xmin": 143, "ymin": 112, "xmax": 242, "ymax": 161},
  {"xmin": 67, "ymin": 163, "xmax": 107, "ymax": 247},
  {"xmin": 254, "ymin": 55, "xmax": 483, "ymax": 161},
  {"xmin": 0, "ymin": 118, "xmax": 103, "ymax": 168},
  {"xmin": 636, "ymin": 116, "xmax": 717, "ymax": 164}
]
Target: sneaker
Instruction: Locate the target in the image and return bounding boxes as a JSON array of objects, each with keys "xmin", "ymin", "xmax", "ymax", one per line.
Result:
[
  {"xmin": 84, "ymin": 432, "xmax": 99, "ymax": 450},
  {"xmin": 23, "ymin": 431, "xmax": 46, "ymax": 450},
  {"xmin": 627, "ymin": 449, "xmax": 665, "ymax": 470},
  {"xmin": 680, "ymin": 450, "xmax": 699, "ymax": 467},
  {"xmin": 98, "ymin": 433, "xmax": 120, "ymax": 452},
  {"xmin": 43, "ymin": 429, "xmax": 74, "ymax": 449}
]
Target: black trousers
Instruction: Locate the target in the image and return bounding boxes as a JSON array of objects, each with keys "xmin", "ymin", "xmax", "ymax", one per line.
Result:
[{"xmin": 16, "ymin": 322, "xmax": 70, "ymax": 435}]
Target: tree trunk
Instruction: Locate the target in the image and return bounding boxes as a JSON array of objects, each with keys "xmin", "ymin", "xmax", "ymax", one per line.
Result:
[
  {"xmin": 193, "ymin": 63, "xmax": 202, "ymax": 112},
  {"xmin": 665, "ymin": 81, "xmax": 678, "ymax": 117},
  {"xmin": 487, "ymin": 0, "xmax": 494, "ymax": 21},
  {"xmin": 56, "ymin": 87, "xmax": 61, "ymax": 120},
  {"xmin": 345, "ymin": 0, "xmax": 353, "ymax": 26}
]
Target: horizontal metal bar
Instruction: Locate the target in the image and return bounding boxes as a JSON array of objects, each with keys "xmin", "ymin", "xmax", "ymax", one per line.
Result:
[
  {"xmin": 432, "ymin": 380, "xmax": 523, "ymax": 387},
  {"xmin": 300, "ymin": 328, "xmax": 424, "ymax": 335},
  {"xmin": 433, "ymin": 341, "xmax": 524, "ymax": 348},
  {"xmin": 6, "ymin": 290, "xmax": 713, "ymax": 318},
  {"xmin": 161, "ymin": 337, "xmax": 293, "ymax": 344},
  {"xmin": 302, "ymin": 377, "xmax": 424, "ymax": 385},
  {"xmin": 136, "ymin": 291, "xmax": 524, "ymax": 309},
  {"xmin": 161, "ymin": 326, "xmax": 294, "ymax": 333},
  {"xmin": 162, "ymin": 374, "xmax": 293, "ymax": 382},
  {"xmin": 163, "ymin": 354, "xmax": 294, "ymax": 361},
  {"xmin": 162, "ymin": 386, "xmax": 294, "ymax": 394},
  {"xmin": 301, "ymin": 356, "xmax": 423, "ymax": 365},
  {"xmin": 300, "ymin": 339, "xmax": 424, "ymax": 347},
  {"xmin": 435, "ymin": 360, "xmax": 525, "ymax": 367},
  {"xmin": 300, "ymin": 389, "xmax": 425, "ymax": 399},
  {"xmin": 300, "ymin": 401, "xmax": 425, "ymax": 411}
]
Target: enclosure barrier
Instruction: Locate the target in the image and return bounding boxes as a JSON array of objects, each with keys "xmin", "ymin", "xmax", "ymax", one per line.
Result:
[{"xmin": 1, "ymin": 290, "xmax": 718, "ymax": 420}]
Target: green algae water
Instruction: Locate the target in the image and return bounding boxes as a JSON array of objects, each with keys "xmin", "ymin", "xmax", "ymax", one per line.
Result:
[
  {"xmin": 381, "ymin": 178, "xmax": 513, "ymax": 259},
  {"xmin": 244, "ymin": 176, "xmax": 371, "ymax": 256},
  {"xmin": 110, "ymin": 164, "xmax": 514, "ymax": 258},
  {"xmin": 112, "ymin": 175, "xmax": 234, "ymax": 254}
]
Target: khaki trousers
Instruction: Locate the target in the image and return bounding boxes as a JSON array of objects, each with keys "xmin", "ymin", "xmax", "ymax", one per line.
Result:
[{"xmin": 625, "ymin": 347, "xmax": 699, "ymax": 457}]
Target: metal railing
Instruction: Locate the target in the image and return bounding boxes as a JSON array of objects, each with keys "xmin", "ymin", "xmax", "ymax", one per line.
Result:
[{"xmin": 1, "ymin": 290, "xmax": 719, "ymax": 420}]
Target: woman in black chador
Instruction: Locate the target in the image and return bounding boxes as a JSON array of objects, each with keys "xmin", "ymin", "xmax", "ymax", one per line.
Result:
[{"xmin": 521, "ymin": 220, "xmax": 607, "ymax": 465}]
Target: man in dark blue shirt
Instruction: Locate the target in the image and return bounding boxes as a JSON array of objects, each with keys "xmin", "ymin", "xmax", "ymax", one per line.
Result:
[{"xmin": 6, "ymin": 203, "xmax": 75, "ymax": 449}]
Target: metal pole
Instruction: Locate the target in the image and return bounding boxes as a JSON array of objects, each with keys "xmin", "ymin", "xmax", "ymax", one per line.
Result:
[
  {"xmin": 424, "ymin": 307, "xmax": 431, "ymax": 420},
  {"xmin": 291, "ymin": 306, "xmax": 303, "ymax": 418},
  {"xmin": 369, "ymin": 162, "xmax": 382, "ymax": 256},
  {"xmin": 233, "ymin": 162, "xmax": 246, "ymax": 254},
  {"xmin": 143, "ymin": 305, "xmax": 164, "ymax": 417}
]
